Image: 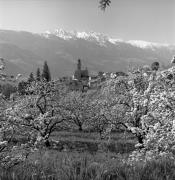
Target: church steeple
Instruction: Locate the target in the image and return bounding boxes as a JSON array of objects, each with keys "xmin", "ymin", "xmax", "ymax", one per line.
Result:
[{"xmin": 77, "ymin": 59, "xmax": 81, "ymax": 70}]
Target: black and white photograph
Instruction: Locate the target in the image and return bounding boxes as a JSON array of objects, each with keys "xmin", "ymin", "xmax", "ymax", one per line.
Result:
[{"xmin": 0, "ymin": 0, "xmax": 175, "ymax": 179}]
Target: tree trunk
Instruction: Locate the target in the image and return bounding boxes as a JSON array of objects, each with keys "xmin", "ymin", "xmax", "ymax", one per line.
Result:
[
  {"xmin": 44, "ymin": 139, "xmax": 50, "ymax": 147},
  {"xmin": 137, "ymin": 134, "xmax": 144, "ymax": 149},
  {"xmin": 78, "ymin": 125, "xmax": 83, "ymax": 131}
]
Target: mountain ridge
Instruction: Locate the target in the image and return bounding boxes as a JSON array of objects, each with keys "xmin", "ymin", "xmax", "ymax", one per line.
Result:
[
  {"xmin": 42, "ymin": 28, "xmax": 173, "ymax": 49},
  {"xmin": 0, "ymin": 29, "xmax": 174, "ymax": 79}
]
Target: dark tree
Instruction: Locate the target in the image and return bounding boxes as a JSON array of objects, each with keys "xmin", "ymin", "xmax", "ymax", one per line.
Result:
[
  {"xmin": 1, "ymin": 83, "xmax": 16, "ymax": 99},
  {"xmin": 18, "ymin": 81, "xmax": 28, "ymax": 95},
  {"xmin": 36, "ymin": 68, "xmax": 41, "ymax": 81},
  {"xmin": 151, "ymin": 62, "xmax": 160, "ymax": 71},
  {"xmin": 28, "ymin": 72, "xmax": 35, "ymax": 83},
  {"xmin": 42, "ymin": 61, "xmax": 51, "ymax": 82}
]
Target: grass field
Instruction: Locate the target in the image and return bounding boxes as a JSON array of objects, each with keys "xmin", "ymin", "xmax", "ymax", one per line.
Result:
[
  {"xmin": 1, "ymin": 130, "xmax": 175, "ymax": 180},
  {"xmin": 50, "ymin": 130, "xmax": 136, "ymax": 154}
]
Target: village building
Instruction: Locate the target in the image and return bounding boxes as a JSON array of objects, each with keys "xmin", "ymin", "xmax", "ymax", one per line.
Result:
[
  {"xmin": 73, "ymin": 59, "xmax": 89, "ymax": 81},
  {"xmin": 69, "ymin": 59, "xmax": 89, "ymax": 91},
  {"xmin": 68, "ymin": 59, "xmax": 127, "ymax": 91}
]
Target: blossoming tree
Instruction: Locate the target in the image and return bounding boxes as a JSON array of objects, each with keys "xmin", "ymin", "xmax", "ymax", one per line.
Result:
[
  {"xmin": 6, "ymin": 80, "xmax": 69, "ymax": 149},
  {"xmin": 60, "ymin": 90, "xmax": 98, "ymax": 131},
  {"xmin": 0, "ymin": 58, "xmax": 24, "ymax": 168},
  {"xmin": 101, "ymin": 65, "xmax": 175, "ymax": 161}
]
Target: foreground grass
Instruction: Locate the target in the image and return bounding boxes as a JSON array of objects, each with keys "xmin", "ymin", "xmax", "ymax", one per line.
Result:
[
  {"xmin": 1, "ymin": 151, "xmax": 175, "ymax": 180},
  {"xmin": 1, "ymin": 131, "xmax": 174, "ymax": 179}
]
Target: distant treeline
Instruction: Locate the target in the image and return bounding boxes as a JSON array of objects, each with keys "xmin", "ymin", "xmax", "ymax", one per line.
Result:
[{"xmin": 0, "ymin": 61, "xmax": 51, "ymax": 98}]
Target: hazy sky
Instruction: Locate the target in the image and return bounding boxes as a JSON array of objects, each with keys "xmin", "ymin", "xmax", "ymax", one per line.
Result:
[{"xmin": 0, "ymin": 0, "xmax": 175, "ymax": 44}]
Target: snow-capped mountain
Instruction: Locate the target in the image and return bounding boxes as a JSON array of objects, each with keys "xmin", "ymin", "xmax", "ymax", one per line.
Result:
[
  {"xmin": 127, "ymin": 40, "xmax": 170, "ymax": 49},
  {"xmin": 43, "ymin": 29, "xmax": 128, "ymax": 46},
  {"xmin": 43, "ymin": 29, "xmax": 110, "ymax": 45},
  {"xmin": 0, "ymin": 29, "xmax": 175, "ymax": 78},
  {"xmin": 43, "ymin": 28, "xmax": 172, "ymax": 49}
]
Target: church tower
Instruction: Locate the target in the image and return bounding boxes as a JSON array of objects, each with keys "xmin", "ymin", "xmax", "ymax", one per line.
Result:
[{"xmin": 77, "ymin": 59, "xmax": 81, "ymax": 70}]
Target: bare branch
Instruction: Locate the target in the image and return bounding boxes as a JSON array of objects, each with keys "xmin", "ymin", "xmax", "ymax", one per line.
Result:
[{"xmin": 99, "ymin": 0, "xmax": 111, "ymax": 10}]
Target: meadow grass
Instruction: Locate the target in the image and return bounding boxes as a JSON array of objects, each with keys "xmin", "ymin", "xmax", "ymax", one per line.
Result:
[
  {"xmin": 1, "ymin": 151, "xmax": 175, "ymax": 180},
  {"xmin": 1, "ymin": 131, "xmax": 175, "ymax": 179}
]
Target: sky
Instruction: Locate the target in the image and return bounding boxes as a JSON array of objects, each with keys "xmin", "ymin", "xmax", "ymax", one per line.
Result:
[{"xmin": 0, "ymin": 0, "xmax": 175, "ymax": 44}]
